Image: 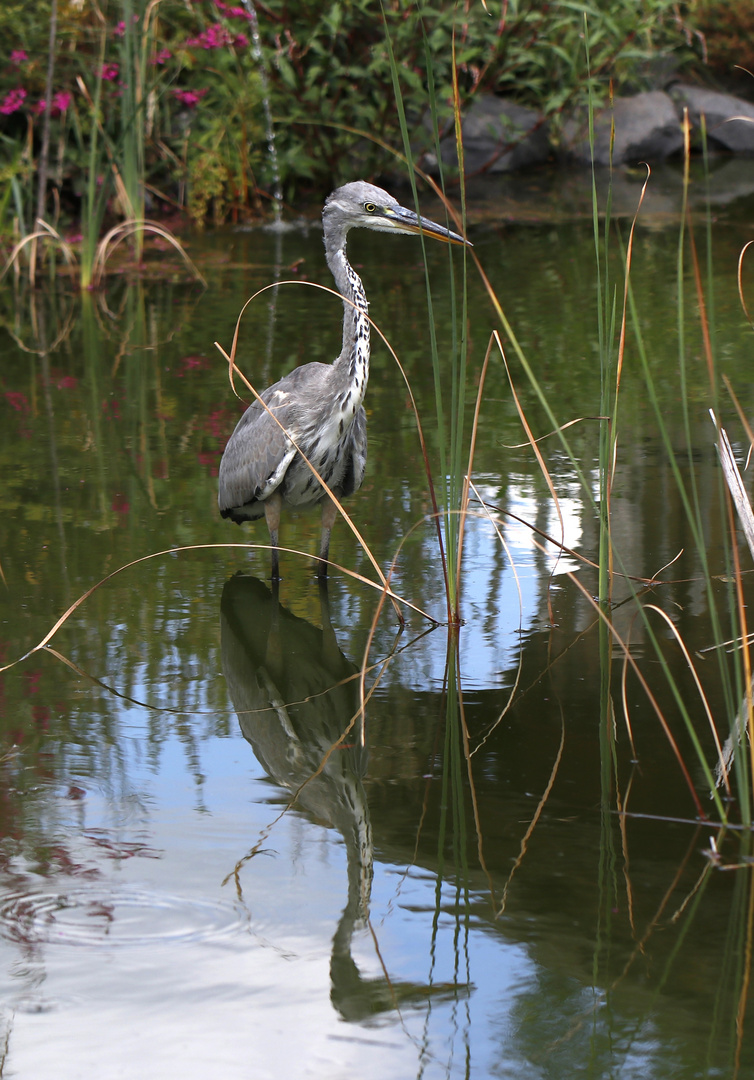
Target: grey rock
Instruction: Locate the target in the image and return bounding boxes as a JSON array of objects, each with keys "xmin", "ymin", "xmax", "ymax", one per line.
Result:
[
  {"xmin": 562, "ymin": 90, "xmax": 684, "ymax": 166},
  {"xmin": 671, "ymin": 84, "xmax": 754, "ymax": 153},
  {"xmin": 433, "ymin": 96, "xmax": 550, "ymax": 175},
  {"xmin": 419, "ymin": 86, "xmax": 754, "ymax": 182}
]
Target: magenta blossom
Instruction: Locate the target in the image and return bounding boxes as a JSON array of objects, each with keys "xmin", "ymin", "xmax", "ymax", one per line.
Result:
[
  {"xmin": 52, "ymin": 90, "xmax": 72, "ymax": 113},
  {"xmin": 215, "ymin": 1, "xmax": 252, "ymax": 18},
  {"xmin": 101, "ymin": 62, "xmax": 119, "ymax": 82},
  {"xmin": 0, "ymin": 87, "xmax": 27, "ymax": 115},
  {"xmin": 113, "ymin": 15, "xmax": 136, "ymax": 37},
  {"xmin": 186, "ymin": 23, "xmax": 233, "ymax": 49},
  {"xmin": 173, "ymin": 88, "xmax": 208, "ymax": 108},
  {"xmin": 10, "ymin": 49, "xmax": 28, "ymax": 65},
  {"xmin": 151, "ymin": 48, "xmax": 172, "ymax": 65},
  {"xmin": 36, "ymin": 90, "xmax": 72, "ymax": 116}
]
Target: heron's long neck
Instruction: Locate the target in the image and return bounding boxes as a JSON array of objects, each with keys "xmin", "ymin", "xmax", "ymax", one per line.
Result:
[{"xmin": 325, "ymin": 235, "xmax": 370, "ymax": 404}]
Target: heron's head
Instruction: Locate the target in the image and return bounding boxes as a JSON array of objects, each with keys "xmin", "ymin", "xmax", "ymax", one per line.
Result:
[{"xmin": 323, "ymin": 181, "xmax": 471, "ymax": 248}]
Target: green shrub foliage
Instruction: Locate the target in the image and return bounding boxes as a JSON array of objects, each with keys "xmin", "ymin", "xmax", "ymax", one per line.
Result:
[{"xmin": 0, "ymin": 0, "xmax": 700, "ymax": 235}]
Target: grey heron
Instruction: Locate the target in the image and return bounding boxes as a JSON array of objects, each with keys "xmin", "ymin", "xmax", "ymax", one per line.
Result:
[{"xmin": 217, "ymin": 180, "xmax": 470, "ymax": 579}]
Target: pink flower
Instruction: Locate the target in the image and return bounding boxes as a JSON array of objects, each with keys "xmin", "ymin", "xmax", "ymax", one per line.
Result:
[
  {"xmin": 173, "ymin": 88, "xmax": 208, "ymax": 108},
  {"xmin": 215, "ymin": 1, "xmax": 250, "ymax": 15},
  {"xmin": 30, "ymin": 89, "xmax": 74, "ymax": 117},
  {"xmin": 113, "ymin": 21, "xmax": 126, "ymax": 37},
  {"xmin": 52, "ymin": 90, "xmax": 72, "ymax": 114},
  {"xmin": 101, "ymin": 62, "xmax": 119, "ymax": 82},
  {"xmin": 233, "ymin": 33, "xmax": 249, "ymax": 48},
  {"xmin": 0, "ymin": 87, "xmax": 26, "ymax": 115},
  {"xmin": 10, "ymin": 50, "xmax": 28, "ymax": 65},
  {"xmin": 151, "ymin": 48, "xmax": 172, "ymax": 65},
  {"xmin": 186, "ymin": 23, "xmax": 233, "ymax": 49}
]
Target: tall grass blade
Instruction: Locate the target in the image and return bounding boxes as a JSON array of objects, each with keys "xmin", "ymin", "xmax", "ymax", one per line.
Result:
[
  {"xmin": 30, "ymin": 0, "xmax": 59, "ymax": 284},
  {"xmin": 380, "ymin": 2, "xmax": 470, "ymax": 621}
]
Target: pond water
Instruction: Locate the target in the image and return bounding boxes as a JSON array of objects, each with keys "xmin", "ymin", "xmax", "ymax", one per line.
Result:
[{"xmin": 2, "ymin": 164, "xmax": 754, "ymax": 1078}]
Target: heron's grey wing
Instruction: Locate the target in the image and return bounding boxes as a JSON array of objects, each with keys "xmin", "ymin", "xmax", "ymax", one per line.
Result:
[
  {"xmin": 218, "ymin": 385, "xmax": 298, "ymax": 515},
  {"xmin": 340, "ymin": 405, "xmax": 367, "ymax": 498}
]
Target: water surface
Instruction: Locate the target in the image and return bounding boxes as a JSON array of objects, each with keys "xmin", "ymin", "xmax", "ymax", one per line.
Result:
[{"xmin": 1, "ymin": 167, "xmax": 753, "ymax": 1077}]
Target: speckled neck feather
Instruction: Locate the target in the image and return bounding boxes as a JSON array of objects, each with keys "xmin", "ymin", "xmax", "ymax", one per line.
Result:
[{"xmin": 323, "ymin": 217, "xmax": 370, "ymax": 420}]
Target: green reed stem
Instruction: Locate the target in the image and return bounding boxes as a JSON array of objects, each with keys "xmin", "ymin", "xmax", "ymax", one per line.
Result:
[
  {"xmin": 77, "ymin": 32, "xmax": 108, "ymax": 288},
  {"xmin": 380, "ymin": 2, "xmax": 469, "ymax": 619},
  {"xmin": 621, "ymin": 268, "xmax": 729, "ymax": 821},
  {"xmin": 422, "ymin": 24, "xmax": 470, "ymax": 616},
  {"xmin": 119, "ymin": 0, "xmax": 147, "ymax": 236}
]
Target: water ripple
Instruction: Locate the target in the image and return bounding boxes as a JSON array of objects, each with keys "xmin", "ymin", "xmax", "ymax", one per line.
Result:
[{"xmin": 0, "ymin": 886, "xmax": 245, "ymax": 947}]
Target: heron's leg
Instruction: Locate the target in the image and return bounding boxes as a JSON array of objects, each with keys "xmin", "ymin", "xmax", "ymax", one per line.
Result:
[
  {"xmin": 264, "ymin": 492, "xmax": 283, "ymax": 580},
  {"xmin": 318, "ymin": 576, "xmax": 337, "ymax": 661},
  {"xmin": 317, "ymin": 495, "xmax": 339, "ymax": 578}
]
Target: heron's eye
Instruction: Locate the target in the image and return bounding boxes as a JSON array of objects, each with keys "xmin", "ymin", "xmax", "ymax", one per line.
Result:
[{"xmin": 364, "ymin": 203, "xmax": 376, "ymax": 213}]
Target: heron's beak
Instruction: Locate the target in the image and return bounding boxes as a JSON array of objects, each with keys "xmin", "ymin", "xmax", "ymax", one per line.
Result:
[{"xmin": 387, "ymin": 204, "xmax": 472, "ymax": 247}]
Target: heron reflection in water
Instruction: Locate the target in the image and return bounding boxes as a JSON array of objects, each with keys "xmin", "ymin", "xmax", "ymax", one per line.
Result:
[
  {"xmin": 218, "ymin": 181, "xmax": 471, "ymax": 579},
  {"xmin": 220, "ymin": 574, "xmax": 465, "ymax": 1019}
]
